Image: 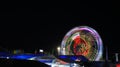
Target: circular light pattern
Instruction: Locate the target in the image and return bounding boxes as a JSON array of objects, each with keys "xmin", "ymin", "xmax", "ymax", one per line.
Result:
[{"xmin": 61, "ymin": 26, "xmax": 103, "ymax": 61}]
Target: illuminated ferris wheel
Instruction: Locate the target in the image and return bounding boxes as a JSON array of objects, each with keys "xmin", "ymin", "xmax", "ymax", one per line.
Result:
[{"xmin": 61, "ymin": 26, "xmax": 103, "ymax": 61}]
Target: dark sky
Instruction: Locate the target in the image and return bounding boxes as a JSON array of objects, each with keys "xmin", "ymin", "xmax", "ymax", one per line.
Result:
[{"xmin": 0, "ymin": 3, "xmax": 118, "ymax": 60}]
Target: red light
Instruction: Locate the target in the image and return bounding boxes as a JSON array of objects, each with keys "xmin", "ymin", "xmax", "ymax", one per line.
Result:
[{"xmin": 116, "ymin": 64, "xmax": 120, "ymax": 67}]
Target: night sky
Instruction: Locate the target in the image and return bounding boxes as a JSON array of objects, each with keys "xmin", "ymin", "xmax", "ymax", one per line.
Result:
[{"xmin": 0, "ymin": 3, "xmax": 118, "ymax": 60}]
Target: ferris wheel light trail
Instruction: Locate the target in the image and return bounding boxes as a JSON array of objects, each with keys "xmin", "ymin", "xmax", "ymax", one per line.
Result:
[{"xmin": 61, "ymin": 26, "xmax": 103, "ymax": 61}]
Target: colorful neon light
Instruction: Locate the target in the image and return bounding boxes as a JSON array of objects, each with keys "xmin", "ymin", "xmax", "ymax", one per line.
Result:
[{"xmin": 61, "ymin": 26, "xmax": 103, "ymax": 61}]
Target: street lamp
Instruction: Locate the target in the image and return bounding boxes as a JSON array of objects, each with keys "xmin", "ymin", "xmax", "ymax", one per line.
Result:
[{"xmin": 57, "ymin": 47, "xmax": 60, "ymax": 55}]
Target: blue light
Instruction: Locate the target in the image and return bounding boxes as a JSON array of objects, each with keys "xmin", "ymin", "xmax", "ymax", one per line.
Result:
[
  {"xmin": 11, "ymin": 54, "xmax": 35, "ymax": 60},
  {"xmin": 71, "ymin": 56, "xmax": 77, "ymax": 60},
  {"xmin": 59, "ymin": 55, "xmax": 67, "ymax": 59},
  {"xmin": 38, "ymin": 59, "xmax": 53, "ymax": 63}
]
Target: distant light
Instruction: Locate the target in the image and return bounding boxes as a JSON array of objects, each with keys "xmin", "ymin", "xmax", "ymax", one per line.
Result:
[
  {"xmin": 73, "ymin": 63, "xmax": 80, "ymax": 67},
  {"xmin": 6, "ymin": 57, "xmax": 9, "ymax": 59},
  {"xmin": 57, "ymin": 47, "xmax": 61, "ymax": 55},
  {"xmin": 63, "ymin": 48, "xmax": 65, "ymax": 50},
  {"xmin": 57, "ymin": 47, "xmax": 60, "ymax": 51},
  {"xmin": 39, "ymin": 49, "xmax": 44, "ymax": 53}
]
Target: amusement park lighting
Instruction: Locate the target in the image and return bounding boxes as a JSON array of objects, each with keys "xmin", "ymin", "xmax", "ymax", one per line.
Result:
[
  {"xmin": 57, "ymin": 47, "xmax": 60, "ymax": 55},
  {"xmin": 39, "ymin": 49, "xmax": 44, "ymax": 53},
  {"xmin": 57, "ymin": 47, "xmax": 60, "ymax": 51},
  {"xmin": 6, "ymin": 57, "xmax": 9, "ymax": 59}
]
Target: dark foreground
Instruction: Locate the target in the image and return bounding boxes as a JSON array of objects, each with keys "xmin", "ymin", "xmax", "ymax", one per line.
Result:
[
  {"xmin": 0, "ymin": 58, "xmax": 118, "ymax": 67},
  {"xmin": 0, "ymin": 58, "xmax": 50, "ymax": 67}
]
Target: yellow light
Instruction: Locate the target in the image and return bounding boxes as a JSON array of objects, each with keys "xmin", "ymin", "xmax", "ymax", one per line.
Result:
[{"xmin": 57, "ymin": 47, "xmax": 60, "ymax": 51}]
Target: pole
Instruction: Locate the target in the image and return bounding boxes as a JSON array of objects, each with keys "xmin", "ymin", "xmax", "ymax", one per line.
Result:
[
  {"xmin": 106, "ymin": 45, "xmax": 108, "ymax": 61},
  {"xmin": 115, "ymin": 53, "xmax": 119, "ymax": 62}
]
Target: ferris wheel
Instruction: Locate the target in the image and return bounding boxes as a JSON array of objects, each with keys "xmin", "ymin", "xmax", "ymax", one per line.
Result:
[{"xmin": 61, "ymin": 26, "xmax": 103, "ymax": 61}]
